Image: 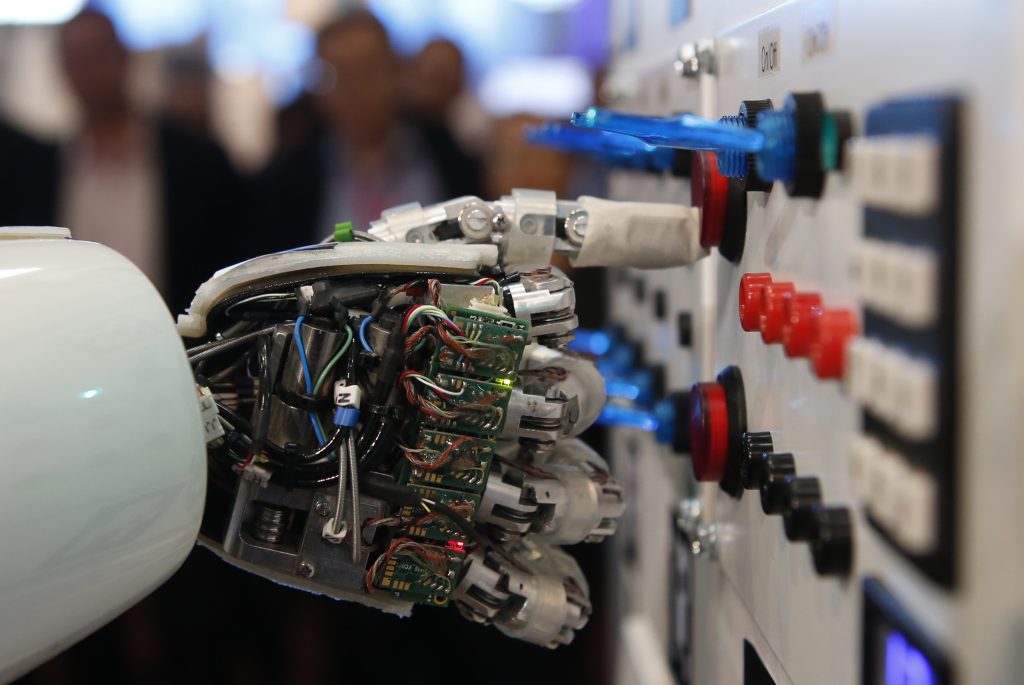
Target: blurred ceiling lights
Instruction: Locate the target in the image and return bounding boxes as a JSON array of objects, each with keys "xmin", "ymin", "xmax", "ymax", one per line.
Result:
[{"xmin": 0, "ymin": 0, "xmax": 85, "ymax": 24}]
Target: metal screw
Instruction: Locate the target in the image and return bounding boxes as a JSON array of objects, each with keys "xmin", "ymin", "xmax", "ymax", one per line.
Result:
[
  {"xmin": 674, "ymin": 41, "xmax": 715, "ymax": 78},
  {"xmin": 675, "ymin": 498, "xmax": 718, "ymax": 559},
  {"xmin": 564, "ymin": 209, "xmax": 589, "ymax": 247},
  {"xmin": 314, "ymin": 496, "xmax": 331, "ymax": 517},
  {"xmin": 521, "ymin": 217, "xmax": 538, "ymax": 235},
  {"xmin": 406, "ymin": 229, "xmax": 426, "ymax": 243},
  {"xmin": 298, "ymin": 561, "xmax": 316, "ymax": 578}
]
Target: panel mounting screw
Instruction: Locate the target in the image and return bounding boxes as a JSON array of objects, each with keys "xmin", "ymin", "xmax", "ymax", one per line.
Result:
[
  {"xmin": 314, "ymin": 497, "xmax": 331, "ymax": 517},
  {"xmin": 675, "ymin": 41, "xmax": 716, "ymax": 78},
  {"xmin": 298, "ymin": 561, "xmax": 316, "ymax": 578}
]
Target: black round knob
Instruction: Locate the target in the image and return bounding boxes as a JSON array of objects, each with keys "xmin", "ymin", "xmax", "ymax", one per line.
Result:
[
  {"xmin": 739, "ymin": 432, "xmax": 774, "ymax": 490},
  {"xmin": 786, "ymin": 92, "xmax": 826, "ymax": 198},
  {"xmin": 759, "ymin": 453, "xmax": 796, "ymax": 514},
  {"xmin": 810, "ymin": 506, "xmax": 853, "ymax": 577},
  {"xmin": 781, "ymin": 476, "xmax": 822, "ymax": 541},
  {"xmin": 739, "ymin": 99, "xmax": 774, "ymax": 192}
]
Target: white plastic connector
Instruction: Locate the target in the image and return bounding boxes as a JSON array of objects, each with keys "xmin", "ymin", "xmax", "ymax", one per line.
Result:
[
  {"xmin": 322, "ymin": 518, "xmax": 348, "ymax": 544},
  {"xmin": 572, "ymin": 196, "xmax": 707, "ymax": 268}
]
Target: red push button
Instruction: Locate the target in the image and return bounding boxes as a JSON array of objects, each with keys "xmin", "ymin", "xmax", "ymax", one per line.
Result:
[
  {"xmin": 759, "ymin": 282, "xmax": 796, "ymax": 343},
  {"xmin": 691, "ymin": 151, "xmax": 730, "ymax": 249},
  {"xmin": 690, "ymin": 382, "xmax": 729, "ymax": 481},
  {"xmin": 811, "ymin": 309, "xmax": 859, "ymax": 379},
  {"xmin": 782, "ymin": 292, "xmax": 823, "ymax": 358},
  {"xmin": 739, "ymin": 273, "xmax": 772, "ymax": 332}
]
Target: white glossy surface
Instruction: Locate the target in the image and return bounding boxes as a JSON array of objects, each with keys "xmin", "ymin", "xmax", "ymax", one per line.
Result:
[{"xmin": 0, "ymin": 236, "xmax": 206, "ymax": 681}]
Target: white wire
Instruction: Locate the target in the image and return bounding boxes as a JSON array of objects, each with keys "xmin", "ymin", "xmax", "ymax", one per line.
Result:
[
  {"xmin": 406, "ymin": 373, "xmax": 465, "ymax": 396},
  {"xmin": 348, "ymin": 433, "xmax": 361, "ymax": 563},
  {"xmin": 333, "ymin": 442, "xmax": 347, "ymax": 536}
]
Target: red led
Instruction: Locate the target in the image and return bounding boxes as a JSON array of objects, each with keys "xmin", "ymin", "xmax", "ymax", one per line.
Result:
[
  {"xmin": 782, "ymin": 292, "xmax": 824, "ymax": 358},
  {"xmin": 739, "ymin": 273, "xmax": 772, "ymax": 332},
  {"xmin": 691, "ymin": 151, "xmax": 730, "ymax": 249},
  {"xmin": 446, "ymin": 540, "xmax": 466, "ymax": 553},
  {"xmin": 759, "ymin": 282, "xmax": 796, "ymax": 343},
  {"xmin": 689, "ymin": 382, "xmax": 730, "ymax": 482},
  {"xmin": 810, "ymin": 309, "xmax": 859, "ymax": 379}
]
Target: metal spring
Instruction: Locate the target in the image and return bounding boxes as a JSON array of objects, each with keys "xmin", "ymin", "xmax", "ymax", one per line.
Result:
[{"xmin": 252, "ymin": 503, "xmax": 289, "ymax": 544}]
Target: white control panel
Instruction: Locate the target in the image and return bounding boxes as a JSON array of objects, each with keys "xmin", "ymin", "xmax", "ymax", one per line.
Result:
[{"xmin": 600, "ymin": 2, "xmax": 1024, "ymax": 684}]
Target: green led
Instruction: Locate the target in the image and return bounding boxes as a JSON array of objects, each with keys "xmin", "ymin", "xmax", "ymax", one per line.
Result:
[{"xmin": 334, "ymin": 221, "xmax": 354, "ymax": 243}]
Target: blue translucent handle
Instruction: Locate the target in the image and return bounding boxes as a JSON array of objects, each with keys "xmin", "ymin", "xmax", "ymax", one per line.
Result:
[
  {"xmin": 596, "ymin": 398, "xmax": 679, "ymax": 447},
  {"xmin": 571, "ymin": 107, "xmax": 765, "ymax": 152},
  {"xmin": 567, "ymin": 327, "xmax": 614, "ymax": 357},
  {"xmin": 527, "ymin": 123, "xmax": 676, "ymax": 171},
  {"xmin": 605, "ymin": 370, "xmax": 654, "ymax": 405},
  {"xmin": 597, "ymin": 403, "xmax": 659, "ymax": 432}
]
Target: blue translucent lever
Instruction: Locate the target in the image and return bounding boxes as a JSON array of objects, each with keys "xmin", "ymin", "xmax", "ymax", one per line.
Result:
[
  {"xmin": 567, "ymin": 328, "xmax": 614, "ymax": 357},
  {"xmin": 605, "ymin": 370, "xmax": 654, "ymax": 405},
  {"xmin": 527, "ymin": 123, "xmax": 676, "ymax": 171},
  {"xmin": 597, "ymin": 403, "xmax": 659, "ymax": 432},
  {"xmin": 597, "ymin": 398, "xmax": 679, "ymax": 447},
  {"xmin": 571, "ymin": 107, "xmax": 765, "ymax": 152}
]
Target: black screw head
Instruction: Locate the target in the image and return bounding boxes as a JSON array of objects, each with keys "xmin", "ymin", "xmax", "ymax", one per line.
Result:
[
  {"xmin": 810, "ymin": 506, "xmax": 853, "ymax": 577},
  {"xmin": 781, "ymin": 476, "xmax": 822, "ymax": 541},
  {"xmin": 760, "ymin": 453, "xmax": 796, "ymax": 514},
  {"xmin": 739, "ymin": 432, "xmax": 774, "ymax": 490}
]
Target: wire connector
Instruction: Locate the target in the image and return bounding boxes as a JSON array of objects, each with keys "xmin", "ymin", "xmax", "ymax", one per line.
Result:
[
  {"xmin": 322, "ymin": 517, "xmax": 348, "ymax": 544},
  {"xmin": 333, "ymin": 406, "xmax": 360, "ymax": 427}
]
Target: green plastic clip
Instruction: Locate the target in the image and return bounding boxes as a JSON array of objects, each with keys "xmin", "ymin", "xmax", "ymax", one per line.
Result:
[{"xmin": 334, "ymin": 221, "xmax": 354, "ymax": 243}]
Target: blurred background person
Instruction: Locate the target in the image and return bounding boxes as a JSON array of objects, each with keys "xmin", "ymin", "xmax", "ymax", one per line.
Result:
[
  {"xmin": 163, "ymin": 48, "xmax": 213, "ymax": 139},
  {"xmin": 250, "ymin": 10, "xmax": 478, "ymax": 251},
  {"xmin": 401, "ymin": 37, "xmax": 488, "ymax": 185},
  {"xmin": 0, "ymin": 120, "xmax": 58, "ymax": 228},
  {"xmin": 54, "ymin": 8, "xmax": 242, "ymax": 314}
]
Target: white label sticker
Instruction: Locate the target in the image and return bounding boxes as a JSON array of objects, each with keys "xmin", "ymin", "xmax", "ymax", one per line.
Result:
[
  {"xmin": 758, "ymin": 26, "xmax": 781, "ymax": 77},
  {"xmin": 334, "ymin": 383, "xmax": 362, "ymax": 408},
  {"xmin": 801, "ymin": 0, "xmax": 835, "ymax": 62},
  {"xmin": 197, "ymin": 391, "xmax": 225, "ymax": 443}
]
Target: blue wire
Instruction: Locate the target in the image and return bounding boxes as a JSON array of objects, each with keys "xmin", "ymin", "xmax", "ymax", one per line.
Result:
[
  {"xmin": 359, "ymin": 316, "xmax": 374, "ymax": 353},
  {"xmin": 293, "ymin": 315, "xmax": 326, "ymax": 445}
]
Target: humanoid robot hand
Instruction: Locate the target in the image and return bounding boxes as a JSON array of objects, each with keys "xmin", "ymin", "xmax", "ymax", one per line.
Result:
[{"xmin": 179, "ymin": 189, "xmax": 704, "ymax": 647}]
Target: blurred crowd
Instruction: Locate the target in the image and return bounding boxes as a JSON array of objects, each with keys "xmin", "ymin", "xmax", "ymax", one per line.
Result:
[{"xmin": 0, "ymin": 7, "xmax": 591, "ymax": 316}]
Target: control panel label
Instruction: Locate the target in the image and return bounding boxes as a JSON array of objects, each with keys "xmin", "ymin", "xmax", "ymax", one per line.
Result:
[
  {"xmin": 801, "ymin": 0, "xmax": 835, "ymax": 62},
  {"xmin": 758, "ymin": 26, "xmax": 781, "ymax": 77}
]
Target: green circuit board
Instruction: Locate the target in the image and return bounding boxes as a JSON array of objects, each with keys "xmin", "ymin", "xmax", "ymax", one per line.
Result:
[
  {"xmin": 433, "ymin": 307, "xmax": 529, "ymax": 381},
  {"xmin": 398, "ymin": 429, "xmax": 494, "ymax": 494}
]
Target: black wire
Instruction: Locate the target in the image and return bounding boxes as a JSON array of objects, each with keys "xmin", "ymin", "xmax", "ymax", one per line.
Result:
[
  {"xmin": 428, "ymin": 501, "xmax": 485, "ymax": 549},
  {"xmin": 250, "ymin": 334, "xmax": 273, "ymax": 458}
]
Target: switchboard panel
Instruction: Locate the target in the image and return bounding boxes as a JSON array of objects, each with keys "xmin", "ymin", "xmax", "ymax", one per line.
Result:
[{"xmin": 597, "ymin": 2, "xmax": 1024, "ymax": 683}]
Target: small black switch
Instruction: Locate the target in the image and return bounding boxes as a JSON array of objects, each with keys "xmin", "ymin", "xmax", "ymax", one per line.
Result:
[
  {"xmin": 677, "ymin": 312, "xmax": 692, "ymax": 347},
  {"xmin": 810, "ymin": 506, "xmax": 853, "ymax": 577},
  {"xmin": 634, "ymin": 278, "xmax": 646, "ymax": 302},
  {"xmin": 759, "ymin": 453, "xmax": 796, "ymax": 514},
  {"xmin": 781, "ymin": 476, "xmax": 822, "ymax": 541},
  {"xmin": 740, "ymin": 432, "xmax": 774, "ymax": 490},
  {"xmin": 653, "ymin": 290, "xmax": 667, "ymax": 321}
]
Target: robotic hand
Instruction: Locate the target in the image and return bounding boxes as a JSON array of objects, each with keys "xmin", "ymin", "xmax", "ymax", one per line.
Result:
[{"xmin": 178, "ymin": 189, "xmax": 705, "ymax": 648}]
